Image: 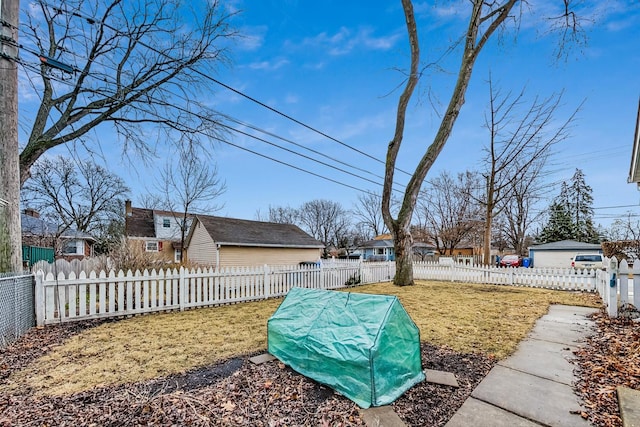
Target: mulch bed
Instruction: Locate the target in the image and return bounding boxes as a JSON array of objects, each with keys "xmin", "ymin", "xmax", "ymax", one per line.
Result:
[
  {"xmin": 0, "ymin": 319, "xmax": 495, "ymax": 426},
  {"xmin": 7, "ymin": 308, "xmax": 637, "ymax": 427},
  {"xmin": 572, "ymin": 306, "xmax": 640, "ymax": 427}
]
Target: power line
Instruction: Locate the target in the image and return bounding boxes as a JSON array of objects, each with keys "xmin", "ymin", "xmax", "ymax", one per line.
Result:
[
  {"xmin": 36, "ymin": 1, "xmax": 414, "ymax": 178},
  {"xmin": 17, "ymin": 55, "xmax": 382, "ymax": 194}
]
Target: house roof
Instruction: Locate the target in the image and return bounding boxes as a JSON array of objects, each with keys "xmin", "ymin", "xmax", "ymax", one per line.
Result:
[
  {"xmin": 358, "ymin": 238, "xmax": 395, "ymax": 249},
  {"xmin": 629, "ymin": 98, "xmax": 640, "ymax": 186},
  {"xmin": 21, "ymin": 214, "xmax": 95, "ymax": 241},
  {"xmin": 529, "ymin": 239, "xmax": 602, "ymax": 251},
  {"xmin": 60, "ymin": 229, "xmax": 95, "ymax": 241},
  {"xmin": 188, "ymin": 215, "xmax": 324, "ymax": 248},
  {"xmin": 21, "ymin": 214, "xmax": 57, "ymax": 236},
  {"xmin": 125, "ymin": 207, "xmax": 156, "ymax": 238},
  {"xmin": 125, "ymin": 207, "xmax": 196, "ymax": 239}
]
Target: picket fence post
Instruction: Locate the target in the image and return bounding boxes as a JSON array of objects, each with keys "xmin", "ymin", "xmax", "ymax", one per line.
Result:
[
  {"xmin": 179, "ymin": 266, "xmax": 186, "ymax": 311},
  {"xmin": 607, "ymin": 257, "xmax": 618, "ymax": 318},
  {"xmin": 619, "ymin": 260, "xmax": 629, "ymax": 305},
  {"xmin": 263, "ymin": 265, "xmax": 271, "ymax": 299},
  {"xmin": 633, "ymin": 259, "xmax": 640, "ymax": 309},
  {"xmin": 35, "ymin": 272, "xmax": 45, "ymax": 326}
]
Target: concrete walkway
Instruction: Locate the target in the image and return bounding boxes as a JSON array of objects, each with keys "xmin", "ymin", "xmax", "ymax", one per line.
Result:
[{"xmin": 446, "ymin": 305, "xmax": 598, "ymax": 427}]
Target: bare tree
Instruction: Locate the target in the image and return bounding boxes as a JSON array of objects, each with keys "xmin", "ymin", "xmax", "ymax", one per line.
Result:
[
  {"xmin": 18, "ymin": 0, "xmax": 236, "ymax": 186},
  {"xmin": 155, "ymin": 148, "xmax": 226, "ymax": 262},
  {"xmin": 298, "ymin": 199, "xmax": 351, "ymax": 257},
  {"xmin": 415, "ymin": 171, "xmax": 483, "ymax": 255},
  {"xmin": 352, "ymin": 192, "xmax": 387, "ymax": 240},
  {"xmin": 22, "ymin": 156, "xmax": 130, "ymax": 234},
  {"xmin": 494, "ymin": 156, "xmax": 547, "ymax": 256},
  {"xmin": 265, "ymin": 206, "xmax": 300, "ymax": 225},
  {"xmin": 478, "ymin": 76, "xmax": 579, "ymax": 264},
  {"xmin": 383, "ymin": 0, "xmax": 585, "ymax": 285}
]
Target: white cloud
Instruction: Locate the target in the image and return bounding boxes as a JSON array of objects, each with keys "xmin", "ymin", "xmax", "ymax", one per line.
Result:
[
  {"xmin": 236, "ymin": 25, "xmax": 267, "ymax": 51},
  {"xmin": 247, "ymin": 58, "xmax": 290, "ymax": 71},
  {"xmin": 300, "ymin": 26, "xmax": 402, "ymax": 56}
]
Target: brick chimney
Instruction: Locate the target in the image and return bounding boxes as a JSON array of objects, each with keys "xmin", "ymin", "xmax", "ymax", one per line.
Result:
[
  {"xmin": 125, "ymin": 200, "xmax": 132, "ymax": 217},
  {"xmin": 23, "ymin": 208, "xmax": 40, "ymax": 218}
]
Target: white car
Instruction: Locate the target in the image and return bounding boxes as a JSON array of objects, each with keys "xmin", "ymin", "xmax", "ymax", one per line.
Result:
[{"xmin": 571, "ymin": 254, "xmax": 604, "ymax": 270}]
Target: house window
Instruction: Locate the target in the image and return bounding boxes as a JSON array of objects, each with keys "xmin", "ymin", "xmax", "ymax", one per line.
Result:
[
  {"xmin": 146, "ymin": 241, "xmax": 158, "ymax": 252},
  {"xmin": 174, "ymin": 249, "xmax": 182, "ymax": 263},
  {"xmin": 376, "ymin": 248, "xmax": 384, "ymax": 255},
  {"xmin": 163, "ymin": 218, "xmax": 171, "ymax": 228},
  {"xmin": 62, "ymin": 240, "xmax": 79, "ymax": 255}
]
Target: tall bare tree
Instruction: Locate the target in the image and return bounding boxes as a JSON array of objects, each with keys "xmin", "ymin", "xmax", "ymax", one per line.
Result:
[
  {"xmin": 479, "ymin": 77, "xmax": 579, "ymax": 264},
  {"xmin": 352, "ymin": 192, "xmax": 388, "ymax": 240},
  {"xmin": 383, "ymin": 0, "xmax": 585, "ymax": 285},
  {"xmin": 155, "ymin": 148, "xmax": 226, "ymax": 262},
  {"xmin": 415, "ymin": 171, "xmax": 483, "ymax": 255},
  {"xmin": 298, "ymin": 199, "xmax": 351, "ymax": 257},
  {"xmin": 18, "ymin": 0, "xmax": 236, "ymax": 185},
  {"xmin": 22, "ymin": 156, "xmax": 130, "ymax": 234},
  {"xmin": 494, "ymin": 155, "xmax": 547, "ymax": 256}
]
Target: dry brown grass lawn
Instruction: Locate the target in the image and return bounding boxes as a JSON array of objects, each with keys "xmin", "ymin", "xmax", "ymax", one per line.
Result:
[{"xmin": 4, "ymin": 280, "xmax": 600, "ymax": 396}]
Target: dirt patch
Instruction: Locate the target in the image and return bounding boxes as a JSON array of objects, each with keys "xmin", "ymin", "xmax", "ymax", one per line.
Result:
[{"xmin": 0, "ymin": 321, "xmax": 495, "ymax": 426}]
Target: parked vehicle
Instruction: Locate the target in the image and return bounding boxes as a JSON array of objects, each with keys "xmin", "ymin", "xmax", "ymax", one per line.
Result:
[
  {"xmin": 571, "ymin": 254, "xmax": 604, "ymax": 270},
  {"xmin": 499, "ymin": 254, "xmax": 521, "ymax": 267}
]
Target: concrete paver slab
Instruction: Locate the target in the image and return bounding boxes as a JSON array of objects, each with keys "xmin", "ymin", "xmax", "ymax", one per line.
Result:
[
  {"xmin": 471, "ymin": 365, "xmax": 590, "ymax": 427},
  {"xmin": 445, "ymin": 397, "xmax": 541, "ymax": 427},
  {"xmin": 544, "ymin": 305, "xmax": 598, "ymax": 325},
  {"xmin": 529, "ymin": 318, "xmax": 594, "ymax": 345},
  {"xmin": 618, "ymin": 386, "xmax": 640, "ymax": 427},
  {"xmin": 498, "ymin": 339, "xmax": 577, "ymax": 385},
  {"xmin": 249, "ymin": 353, "xmax": 276, "ymax": 365},
  {"xmin": 424, "ymin": 369, "xmax": 459, "ymax": 387},
  {"xmin": 361, "ymin": 406, "xmax": 406, "ymax": 427}
]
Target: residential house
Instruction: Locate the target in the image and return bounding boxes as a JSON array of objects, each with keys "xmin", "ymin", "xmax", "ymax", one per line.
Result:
[
  {"xmin": 124, "ymin": 201, "xmax": 192, "ymax": 263},
  {"xmin": 358, "ymin": 234, "xmax": 436, "ymax": 262},
  {"xmin": 185, "ymin": 215, "xmax": 324, "ymax": 268},
  {"xmin": 21, "ymin": 209, "xmax": 95, "ymax": 263},
  {"xmin": 528, "ymin": 239, "xmax": 602, "ymax": 268}
]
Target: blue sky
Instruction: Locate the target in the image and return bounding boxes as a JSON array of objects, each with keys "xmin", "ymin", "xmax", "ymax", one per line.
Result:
[{"xmin": 20, "ymin": 1, "xmax": 640, "ymax": 229}]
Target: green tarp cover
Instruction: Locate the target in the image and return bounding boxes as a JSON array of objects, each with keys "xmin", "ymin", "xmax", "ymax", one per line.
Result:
[{"xmin": 267, "ymin": 287, "xmax": 424, "ymax": 408}]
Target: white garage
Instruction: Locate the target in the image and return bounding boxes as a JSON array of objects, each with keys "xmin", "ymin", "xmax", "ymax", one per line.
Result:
[{"xmin": 528, "ymin": 240, "xmax": 602, "ymax": 269}]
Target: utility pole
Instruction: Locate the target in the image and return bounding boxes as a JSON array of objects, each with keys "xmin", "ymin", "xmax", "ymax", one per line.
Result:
[{"xmin": 0, "ymin": 0, "xmax": 22, "ymax": 272}]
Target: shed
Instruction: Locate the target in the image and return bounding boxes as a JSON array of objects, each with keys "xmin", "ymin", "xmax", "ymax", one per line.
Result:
[
  {"xmin": 528, "ymin": 240, "xmax": 602, "ymax": 268},
  {"xmin": 267, "ymin": 287, "xmax": 424, "ymax": 408}
]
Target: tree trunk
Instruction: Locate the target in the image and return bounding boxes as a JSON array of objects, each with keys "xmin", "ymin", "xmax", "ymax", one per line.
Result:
[
  {"xmin": 392, "ymin": 225, "xmax": 414, "ymax": 286},
  {"xmin": 0, "ymin": 0, "xmax": 22, "ymax": 273}
]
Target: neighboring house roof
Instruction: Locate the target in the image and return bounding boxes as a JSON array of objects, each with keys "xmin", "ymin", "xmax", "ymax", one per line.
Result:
[
  {"xmin": 21, "ymin": 213, "xmax": 95, "ymax": 242},
  {"xmin": 21, "ymin": 213, "xmax": 57, "ymax": 236},
  {"xmin": 60, "ymin": 229, "xmax": 96, "ymax": 242},
  {"xmin": 125, "ymin": 207, "xmax": 156, "ymax": 238},
  {"xmin": 529, "ymin": 240, "xmax": 602, "ymax": 251},
  {"xmin": 628, "ymin": 98, "xmax": 640, "ymax": 186},
  {"xmin": 359, "ymin": 239, "xmax": 395, "ymax": 249},
  {"xmin": 125, "ymin": 206, "xmax": 195, "ymax": 240},
  {"xmin": 358, "ymin": 237, "xmax": 436, "ymax": 250},
  {"xmin": 189, "ymin": 215, "xmax": 324, "ymax": 248}
]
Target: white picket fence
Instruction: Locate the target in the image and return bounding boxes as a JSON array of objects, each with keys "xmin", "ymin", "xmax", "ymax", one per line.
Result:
[
  {"xmin": 36, "ymin": 260, "xmax": 604, "ymax": 325},
  {"xmin": 413, "ymin": 262, "xmax": 597, "ymax": 291},
  {"xmin": 35, "ymin": 261, "xmax": 394, "ymax": 325},
  {"xmin": 595, "ymin": 257, "xmax": 640, "ymax": 318}
]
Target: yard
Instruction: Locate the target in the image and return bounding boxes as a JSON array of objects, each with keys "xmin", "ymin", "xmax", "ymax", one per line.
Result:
[{"xmin": 0, "ymin": 280, "xmax": 604, "ymax": 426}]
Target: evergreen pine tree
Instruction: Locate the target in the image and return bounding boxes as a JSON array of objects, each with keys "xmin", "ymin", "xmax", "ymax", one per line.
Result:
[{"xmin": 538, "ymin": 169, "xmax": 600, "ymax": 243}]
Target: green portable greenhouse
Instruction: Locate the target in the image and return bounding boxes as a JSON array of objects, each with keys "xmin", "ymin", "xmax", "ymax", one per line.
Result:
[{"xmin": 267, "ymin": 287, "xmax": 424, "ymax": 408}]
